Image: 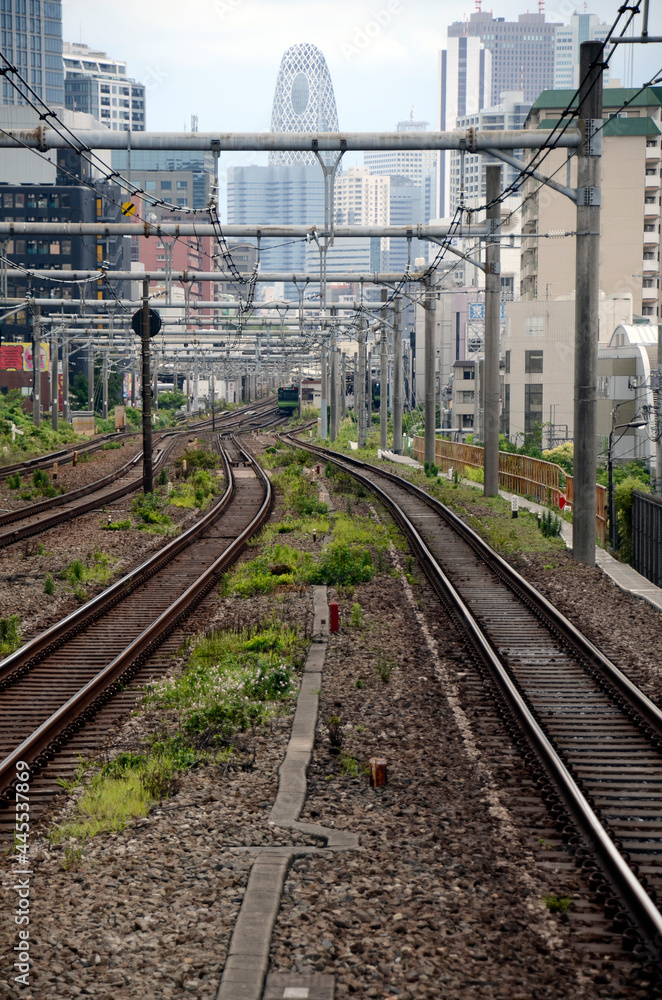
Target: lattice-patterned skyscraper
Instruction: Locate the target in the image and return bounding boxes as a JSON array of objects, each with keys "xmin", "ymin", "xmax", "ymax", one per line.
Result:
[{"xmin": 269, "ymin": 43, "xmax": 339, "ymax": 166}]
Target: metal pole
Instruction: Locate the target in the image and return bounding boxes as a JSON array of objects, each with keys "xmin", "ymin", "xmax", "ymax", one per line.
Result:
[
  {"xmin": 608, "ymin": 428, "xmax": 615, "ymax": 550},
  {"xmin": 141, "ymin": 279, "xmax": 153, "ymax": 495},
  {"xmin": 484, "ymin": 164, "xmax": 502, "ymax": 497},
  {"xmin": 87, "ymin": 343, "xmax": 94, "ymax": 413},
  {"xmin": 380, "ymin": 330, "xmax": 388, "ymax": 452},
  {"xmin": 358, "ymin": 318, "xmax": 367, "ymax": 449},
  {"xmin": 424, "ymin": 279, "xmax": 436, "ymax": 466},
  {"xmin": 102, "ymin": 347, "xmax": 109, "ymax": 420},
  {"xmin": 211, "ymin": 367, "xmax": 215, "ymax": 431},
  {"xmin": 573, "ymin": 40, "xmax": 603, "ymax": 565},
  {"xmin": 330, "ymin": 335, "xmax": 338, "ymax": 442},
  {"xmin": 51, "ymin": 324, "xmax": 58, "ymax": 431},
  {"xmin": 31, "ymin": 302, "xmax": 41, "ymax": 427},
  {"xmin": 393, "ymin": 297, "xmax": 403, "ymax": 454},
  {"xmin": 340, "ymin": 353, "xmax": 346, "ymax": 419},
  {"xmin": 152, "ymin": 355, "xmax": 159, "ymax": 414},
  {"xmin": 320, "ymin": 345, "xmax": 328, "ymax": 438},
  {"xmin": 62, "ymin": 330, "xmax": 69, "ymax": 423}
]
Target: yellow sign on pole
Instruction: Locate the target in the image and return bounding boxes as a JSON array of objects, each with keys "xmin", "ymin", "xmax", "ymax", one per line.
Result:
[{"xmin": 121, "ymin": 201, "xmax": 137, "ymax": 217}]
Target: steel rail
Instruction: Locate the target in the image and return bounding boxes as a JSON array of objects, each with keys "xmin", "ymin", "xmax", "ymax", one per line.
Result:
[
  {"xmin": 0, "ymin": 429, "xmax": 142, "ymax": 480},
  {"xmin": 0, "ymin": 435, "xmax": 178, "ymax": 549},
  {"xmin": 0, "ymin": 436, "xmax": 272, "ymax": 797},
  {"xmin": 283, "ymin": 435, "xmax": 662, "ymax": 959}
]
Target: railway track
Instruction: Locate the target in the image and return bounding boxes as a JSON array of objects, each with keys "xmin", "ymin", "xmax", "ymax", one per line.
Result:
[
  {"xmin": 0, "ymin": 400, "xmax": 280, "ymax": 549},
  {"xmin": 0, "ymin": 433, "xmax": 272, "ymax": 839},
  {"xmin": 284, "ymin": 435, "xmax": 662, "ymax": 974}
]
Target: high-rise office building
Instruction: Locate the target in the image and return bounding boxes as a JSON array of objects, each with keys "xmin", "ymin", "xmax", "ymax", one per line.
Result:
[
  {"xmin": 229, "ymin": 44, "xmax": 338, "ymax": 294},
  {"xmin": 437, "ymin": 36, "xmax": 491, "ymax": 216},
  {"xmin": 269, "ymin": 42, "xmax": 339, "ymax": 166},
  {"xmin": 1, "ymin": 0, "xmax": 64, "ymax": 107},
  {"xmin": 111, "ymin": 150, "xmax": 215, "ymax": 218},
  {"xmin": 227, "ymin": 163, "xmax": 324, "ymax": 275},
  {"xmin": 449, "ymin": 91, "xmax": 531, "ymax": 212},
  {"xmin": 364, "ymin": 116, "xmax": 437, "ymax": 227},
  {"xmin": 554, "ymin": 13, "xmax": 612, "ymax": 90},
  {"xmin": 447, "ymin": 10, "xmax": 560, "ymax": 107},
  {"xmin": 63, "ymin": 42, "xmax": 146, "ymax": 131}
]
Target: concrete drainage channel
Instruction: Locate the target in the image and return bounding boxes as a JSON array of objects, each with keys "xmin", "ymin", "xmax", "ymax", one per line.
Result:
[{"xmin": 215, "ymin": 585, "xmax": 360, "ymax": 1000}]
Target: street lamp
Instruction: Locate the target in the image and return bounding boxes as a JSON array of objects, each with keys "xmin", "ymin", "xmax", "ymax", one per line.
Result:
[{"xmin": 608, "ymin": 414, "xmax": 648, "ymax": 550}]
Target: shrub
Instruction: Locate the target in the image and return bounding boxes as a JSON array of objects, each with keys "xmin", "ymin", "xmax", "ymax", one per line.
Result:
[
  {"xmin": 539, "ymin": 510, "xmax": 562, "ymax": 538},
  {"xmin": 615, "ymin": 476, "xmax": 649, "ymax": 561},
  {"xmin": 311, "ymin": 542, "xmax": 374, "ymax": 587},
  {"xmin": 44, "ymin": 573, "xmax": 55, "ymax": 596},
  {"xmin": 0, "ymin": 614, "xmax": 22, "ymax": 656}
]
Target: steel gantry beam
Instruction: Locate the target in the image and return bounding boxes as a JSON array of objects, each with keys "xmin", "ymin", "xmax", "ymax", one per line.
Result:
[
  {"xmin": 0, "ymin": 128, "xmax": 582, "ymax": 152},
  {"xmin": 0, "ymin": 223, "xmax": 487, "ymax": 239}
]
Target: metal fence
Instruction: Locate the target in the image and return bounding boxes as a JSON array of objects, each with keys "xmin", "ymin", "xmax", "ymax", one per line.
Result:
[
  {"xmin": 632, "ymin": 490, "xmax": 662, "ymax": 587},
  {"xmin": 412, "ymin": 436, "xmax": 608, "ymax": 544}
]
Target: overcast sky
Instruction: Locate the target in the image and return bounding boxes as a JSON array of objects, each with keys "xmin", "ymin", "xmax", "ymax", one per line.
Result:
[{"xmin": 62, "ymin": 0, "xmax": 662, "ymax": 136}]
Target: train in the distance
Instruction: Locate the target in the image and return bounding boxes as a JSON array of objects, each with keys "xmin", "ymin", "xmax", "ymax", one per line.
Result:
[{"xmin": 277, "ymin": 385, "xmax": 299, "ymax": 414}]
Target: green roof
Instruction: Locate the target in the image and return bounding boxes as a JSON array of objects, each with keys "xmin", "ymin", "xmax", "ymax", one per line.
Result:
[
  {"xmin": 531, "ymin": 86, "xmax": 662, "ymax": 110},
  {"xmin": 536, "ymin": 116, "xmax": 660, "ymax": 136}
]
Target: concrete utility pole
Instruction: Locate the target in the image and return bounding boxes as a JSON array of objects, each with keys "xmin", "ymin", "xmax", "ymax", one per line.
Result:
[
  {"xmin": 393, "ymin": 297, "xmax": 403, "ymax": 454},
  {"xmin": 380, "ymin": 328, "xmax": 388, "ymax": 452},
  {"xmin": 329, "ymin": 332, "xmax": 338, "ymax": 442},
  {"xmin": 50, "ymin": 326, "xmax": 58, "ymax": 431},
  {"xmin": 573, "ymin": 40, "xmax": 603, "ymax": 566},
  {"xmin": 340, "ymin": 353, "xmax": 346, "ymax": 419},
  {"xmin": 102, "ymin": 348, "xmax": 109, "ymax": 420},
  {"xmin": 484, "ymin": 164, "xmax": 502, "ymax": 497},
  {"xmin": 87, "ymin": 345, "xmax": 94, "ymax": 413},
  {"xmin": 358, "ymin": 317, "xmax": 367, "ymax": 448},
  {"xmin": 424, "ymin": 278, "xmax": 436, "ymax": 466},
  {"xmin": 30, "ymin": 301, "xmax": 41, "ymax": 427},
  {"xmin": 141, "ymin": 279, "xmax": 153, "ymax": 495},
  {"xmin": 62, "ymin": 331, "xmax": 69, "ymax": 423},
  {"xmin": 380, "ymin": 293, "xmax": 389, "ymax": 452},
  {"xmin": 320, "ymin": 344, "xmax": 328, "ymax": 438}
]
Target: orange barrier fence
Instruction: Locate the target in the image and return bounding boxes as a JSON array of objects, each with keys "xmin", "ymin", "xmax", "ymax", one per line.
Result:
[{"xmin": 412, "ymin": 436, "xmax": 607, "ymax": 544}]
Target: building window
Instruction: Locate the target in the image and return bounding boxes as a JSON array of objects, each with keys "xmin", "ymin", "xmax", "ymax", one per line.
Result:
[
  {"xmin": 525, "ymin": 350, "xmax": 543, "ymax": 373},
  {"xmin": 161, "ymin": 181, "xmax": 172, "ymax": 190},
  {"xmin": 462, "ymin": 368, "xmax": 475, "ymax": 380},
  {"xmin": 524, "ymin": 384, "xmax": 543, "ymax": 436},
  {"xmin": 525, "ymin": 316, "xmax": 544, "ymax": 336},
  {"xmin": 505, "ymin": 349, "xmax": 510, "ymax": 373}
]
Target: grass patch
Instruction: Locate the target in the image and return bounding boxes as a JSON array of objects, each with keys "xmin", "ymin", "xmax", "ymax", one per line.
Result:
[
  {"xmin": 543, "ymin": 894, "xmax": 573, "ymax": 914},
  {"xmin": 60, "ymin": 548, "xmax": 117, "ymax": 599},
  {"xmin": 143, "ymin": 619, "xmax": 307, "ymax": 736},
  {"xmin": 0, "ymin": 614, "xmax": 22, "ymax": 656},
  {"xmin": 272, "ymin": 466, "xmax": 328, "ymax": 517},
  {"xmin": 131, "ymin": 491, "xmax": 177, "ymax": 535},
  {"xmin": 169, "ymin": 469, "xmax": 220, "ymax": 510}
]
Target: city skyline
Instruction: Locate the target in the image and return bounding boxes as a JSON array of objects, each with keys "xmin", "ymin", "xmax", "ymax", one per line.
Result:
[{"xmin": 60, "ymin": 0, "xmax": 662, "ymax": 142}]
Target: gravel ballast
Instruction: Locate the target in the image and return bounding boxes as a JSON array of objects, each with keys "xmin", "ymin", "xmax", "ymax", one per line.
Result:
[{"xmin": 1, "ymin": 438, "xmax": 660, "ymax": 998}]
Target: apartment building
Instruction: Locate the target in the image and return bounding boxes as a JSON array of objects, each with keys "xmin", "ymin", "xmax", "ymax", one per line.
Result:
[{"xmin": 521, "ymin": 87, "xmax": 662, "ymax": 322}]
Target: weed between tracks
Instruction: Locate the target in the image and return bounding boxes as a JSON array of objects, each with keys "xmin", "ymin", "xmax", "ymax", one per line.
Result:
[{"xmin": 47, "ymin": 619, "xmax": 308, "ymax": 857}]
